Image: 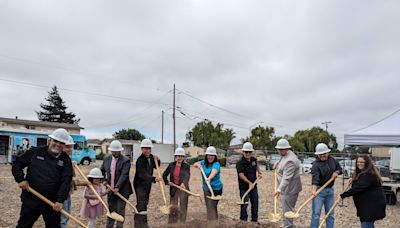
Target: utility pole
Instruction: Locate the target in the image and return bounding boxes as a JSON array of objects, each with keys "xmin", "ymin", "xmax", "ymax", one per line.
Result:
[
  {"xmin": 321, "ymin": 121, "xmax": 332, "ymax": 131},
  {"xmin": 161, "ymin": 110, "xmax": 164, "ymax": 144},
  {"xmin": 173, "ymin": 84, "xmax": 176, "ymax": 150}
]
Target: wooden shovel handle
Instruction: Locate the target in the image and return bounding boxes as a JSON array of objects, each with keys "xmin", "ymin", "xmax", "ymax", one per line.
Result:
[
  {"xmin": 274, "ymin": 169, "xmax": 278, "ymax": 214},
  {"xmin": 296, "ymin": 177, "xmax": 335, "ymax": 213},
  {"xmin": 241, "ymin": 176, "xmax": 262, "ymax": 202},
  {"xmin": 154, "ymin": 156, "xmax": 168, "ymax": 206},
  {"xmin": 73, "ymin": 163, "xmax": 110, "ymax": 213},
  {"xmin": 169, "ymin": 182, "xmax": 200, "ymax": 197},
  {"xmin": 199, "ymin": 166, "xmax": 216, "ymax": 197},
  {"xmin": 27, "ymin": 186, "xmax": 87, "ymax": 228},
  {"xmin": 105, "ymin": 184, "xmax": 139, "ymax": 214},
  {"xmin": 318, "ymin": 199, "xmax": 340, "ymax": 228}
]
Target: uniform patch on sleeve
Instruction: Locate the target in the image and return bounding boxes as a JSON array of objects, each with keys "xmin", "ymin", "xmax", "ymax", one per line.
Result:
[{"xmin": 36, "ymin": 156, "xmax": 45, "ymax": 160}]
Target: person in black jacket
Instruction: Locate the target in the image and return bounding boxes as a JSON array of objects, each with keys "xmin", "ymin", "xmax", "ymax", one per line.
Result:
[
  {"xmin": 12, "ymin": 128, "xmax": 73, "ymax": 228},
  {"xmin": 162, "ymin": 147, "xmax": 191, "ymax": 224},
  {"xmin": 339, "ymin": 155, "xmax": 386, "ymax": 228},
  {"xmin": 310, "ymin": 143, "xmax": 342, "ymax": 228},
  {"xmin": 133, "ymin": 139, "xmax": 161, "ymax": 228}
]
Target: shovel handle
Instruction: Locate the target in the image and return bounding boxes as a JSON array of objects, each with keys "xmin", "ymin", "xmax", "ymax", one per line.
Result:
[
  {"xmin": 199, "ymin": 166, "xmax": 216, "ymax": 197},
  {"xmin": 318, "ymin": 198, "xmax": 340, "ymax": 228},
  {"xmin": 154, "ymin": 156, "xmax": 168, "ymax": 206},
  {"xmin": 169, "ymin": 182, "xmax": 200, "ymax": 197},
  {"xmin": 274, "ymin": 169, "xmax": 278, "ymax": 214},
  {"xmin": 105, "ymin": 184, "xmax": 139, "ymax": 214},
  {"xmin": 241, "ymin": 176, "xmax": 262, "ymax": 202},
  {"xmin": 73, "ymin": 163, "xmax": 110, "ymax": 213},
  {"xmin": 27, "ymin": 186, "xmax": 87, "ymax": 228},
  {"xmin": 296, "ymin": 177, "xmax": 335, "ymax": 213}
]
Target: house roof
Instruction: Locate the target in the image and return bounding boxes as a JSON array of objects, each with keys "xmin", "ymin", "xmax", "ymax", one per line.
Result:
[{"xmin": 0, "ymin": 117, "xmax": 83, "ymax": 130}]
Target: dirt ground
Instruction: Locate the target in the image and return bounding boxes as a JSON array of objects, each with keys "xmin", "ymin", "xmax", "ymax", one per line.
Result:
[{"xmin": 0, "ymin": 162, "xmax": 398, "ymax": 228}]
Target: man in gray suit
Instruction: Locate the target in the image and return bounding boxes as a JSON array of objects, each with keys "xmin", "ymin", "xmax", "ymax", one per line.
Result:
[
  {"xmin": 274, "ymin": 139, "xmax": 302, "ymax": 228},
  {"xmin": 101, "ymin": 140, "xmax": 133, "ymax": 228}
]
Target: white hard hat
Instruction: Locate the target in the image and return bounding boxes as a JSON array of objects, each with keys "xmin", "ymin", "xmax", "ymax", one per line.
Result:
[
  {"xmin": 174, "ymin": 148, "xmax": 186, "ymax": 156},
  {"xmin": 275, "ymin": 139, "xmax": 291, "ymax": 149},
  {"xmin": 205, "ymin": 146, "xmax": 217, "ymax": 156},
  {"xmin": 140, "ymin": 139, "xmax": 153, "ymax": 148},
  {"xmin": 108, "ymin": 140, "xmax": 124, "ymax": 151},
  {"xmin": 87, "ymin": 168, "xmax": 103, "ymax": 178},
  {"xmin": 65, "ymin": 136, "xmax": 75, "ymax": 146},
  {"xmin": 242, "ymin": 142, "xmax": 254, "ymax": 151},
  {"xmin": 315, "ymin": 143, "xmax": 331, "ymax": 155},
  {"xmin": 49, "ymin": 128, "xmax": 70, "ymax": 144}
]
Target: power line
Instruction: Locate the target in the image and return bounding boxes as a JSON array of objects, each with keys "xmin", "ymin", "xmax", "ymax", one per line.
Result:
[{"xmin": 0, "ymin": 77, "xmax": 171, "ymax": 105}]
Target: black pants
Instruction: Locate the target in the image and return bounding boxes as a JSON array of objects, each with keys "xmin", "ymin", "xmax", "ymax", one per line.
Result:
[
  {"xmin": 239, "ymin": 187, "xmax": 259, "ymax": 222},
  {"xmin": 17, "ymin": 200, "xmax": 61, "ymax": 228},
  {"xmin": 168, "ymin": 190, "xmax": 189, "ymax": 223},
  {"xmin": 203, "ymin": 188, "xmax": 222, "ymax": 221},
  {"xmin": 106, "ymin": 195, "xmax": 126, "ymax": 228},
  {"xmin": 134, "ymin": 185, "xmax": 151, "ymax": 228}
]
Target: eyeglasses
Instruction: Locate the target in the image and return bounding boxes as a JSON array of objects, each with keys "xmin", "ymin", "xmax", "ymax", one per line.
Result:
[{"xmin": 244, "ymin": 151, "xmax": 252, "ymax": 154}]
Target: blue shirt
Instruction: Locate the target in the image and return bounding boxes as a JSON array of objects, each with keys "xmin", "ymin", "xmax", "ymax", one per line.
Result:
[{"xmin": 200, "ymin": 160, "xmax": 223, "ymax": 190}]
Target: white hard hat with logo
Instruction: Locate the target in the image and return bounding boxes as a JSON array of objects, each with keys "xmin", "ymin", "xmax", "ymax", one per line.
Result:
[
  {"xmin": 174, "ymin": 148, "xmax": 186, "ymax": 156},
  {"xmin": 108, "ymin": 140, "xmax": 124, "ymax": 151},
  {"xmin": 49, "ymin": 128, "xmax": 70, "ymax": 144},
  {"xmin": 87, "ymin": 168, "xmax": 104, "ymax": 178},
  {"xmin": 140, "ymin": 139, "xmax": 153, "ymax": 148},
  {"xmin": 275, "ymin": 139, "xmax": 291, "ymax": 149},
  {"xmin": 205, "ymin": 146, "xmax": 217, "ymax": 156},
  {"xmin": 242, "ymin": 142, "xmax": 254, "ymax": 151},
  {"xmin": 315, "ymin": 143, "xmax": 331, "ymax": 155},
  {"xmin": 66, "ymin": 135, "xmax": 75, "ymax": 146}
]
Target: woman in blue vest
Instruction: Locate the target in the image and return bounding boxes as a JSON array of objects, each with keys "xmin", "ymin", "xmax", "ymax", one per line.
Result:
[{"xmin": 194, "ymin": 146, "xmax": 223, "ymax": 221}]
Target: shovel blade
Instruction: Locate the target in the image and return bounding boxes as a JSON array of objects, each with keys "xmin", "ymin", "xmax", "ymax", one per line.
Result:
[
  {"xmin": 106, "ymin": 212, "xmax": 124, "ymax": 222},
  {"xmin": 284, "ymin": 211, "xmax": 299, "ymax": 219},
  {"xmin": 159, "ymin": 205, "xmax": 170, "ymax": 214},
  {"xmin": 268, "ymin": 213, "xmax": 281, "ymax": 222},
  {"xmin": 207, "ymin": 195, "xmax": 222, "ymax": 201}
]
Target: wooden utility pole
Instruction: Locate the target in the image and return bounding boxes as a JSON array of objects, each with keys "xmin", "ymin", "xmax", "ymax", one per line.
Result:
[
  {"xmin": 161, "ymin": 110, "xmax": 164, "ymax": 144},
  {"xmin": 173, "ymin": 84, "xmax": 176, "ymax": 150},
  {"xmin": 321, "ymin": 121, "xmax": 332, "ymax": 131}
]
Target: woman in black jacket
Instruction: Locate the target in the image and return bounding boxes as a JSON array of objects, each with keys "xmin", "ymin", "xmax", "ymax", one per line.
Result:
[
  {"xmin": 162, "ymin": 147, "xmax": 191, "ymax": 224},
  {"xmin": 339, "ymin": 155, "xmax": 386, "ymax": 228}
]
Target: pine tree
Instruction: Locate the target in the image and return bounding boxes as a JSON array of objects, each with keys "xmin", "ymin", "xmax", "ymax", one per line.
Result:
[{"xmin": 36, "ymin": 86, "xmax": 80, "ymax": 124}]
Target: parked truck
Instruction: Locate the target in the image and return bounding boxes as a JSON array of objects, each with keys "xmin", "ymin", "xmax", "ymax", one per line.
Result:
[{"xmin": 0, "ymin": 129, "xmax": 95, "ymax": 165}]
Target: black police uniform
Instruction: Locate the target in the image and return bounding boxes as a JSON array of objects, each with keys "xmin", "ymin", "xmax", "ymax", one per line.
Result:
[
  {"xmin": 12, "ymin": 146, "xmax": 73, "ymax": 228},
  {"xmin": 236, "ymin": 156, "xmax": 259, "ymax": 222}
]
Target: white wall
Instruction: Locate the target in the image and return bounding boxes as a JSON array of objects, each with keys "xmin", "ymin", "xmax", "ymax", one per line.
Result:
[{"xmin": 132, "ymin": 143, "xmax": 175, "ymax": 164}]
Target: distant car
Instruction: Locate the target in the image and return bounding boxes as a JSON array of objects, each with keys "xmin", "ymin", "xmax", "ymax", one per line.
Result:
[
  {"xmin": 339, "ymin": 159, "xmax": 356, "ymax": 178},
  {"xmin": 267, "ymin": 154, "xmax": 281, "ymax": 170},
  {"xmin": 302, "ymin": 158, "xmax": 315, "ymax": 174},
  {"xmin": 374, "ymin": 159, "xmax": 390, "ymax": 178},
  {"xmin": 375, "ymin": 159, "xmax": 390, "ymax": 167},
  {"xmin": 226, "ymin": 154, "xmax": 242, "ymax": 168}
]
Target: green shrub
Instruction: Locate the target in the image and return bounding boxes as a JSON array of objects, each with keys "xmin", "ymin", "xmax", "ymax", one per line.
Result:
[{"xmin": 96, "ymin": 152, "xmax": 105, "ymax": 160}]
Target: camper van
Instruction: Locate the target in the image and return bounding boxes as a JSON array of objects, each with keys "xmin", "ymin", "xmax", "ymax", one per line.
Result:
[{"xmin": 0, "ymin": 129, "xmax": 95, "ymax": 165}]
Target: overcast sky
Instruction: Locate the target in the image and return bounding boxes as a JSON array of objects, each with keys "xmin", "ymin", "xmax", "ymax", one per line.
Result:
[{"xmin": 0, "ymin": 0, "xmax": 399, "ymax": 149}]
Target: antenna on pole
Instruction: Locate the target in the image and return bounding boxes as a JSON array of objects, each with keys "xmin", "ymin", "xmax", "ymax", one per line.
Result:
[{"xmin": 321, "ymin": 121, "xmax": 332, "ymax": 131}]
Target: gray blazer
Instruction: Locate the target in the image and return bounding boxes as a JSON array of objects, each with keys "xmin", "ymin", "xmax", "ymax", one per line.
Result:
[
  {"xmin": 101, "ymin": 155, "xmax": 133, "ymax": 198},
  {"xmin": 276, "ymin": 150, "xmax": 302, "ymax": 195}
]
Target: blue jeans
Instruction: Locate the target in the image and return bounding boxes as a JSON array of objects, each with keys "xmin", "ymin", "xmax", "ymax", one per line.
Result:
[
  {"xmin": 239, "ymin": 187, "xmax": 259, "ymax": 222},
  {"xmin": 310, "ymin": 188, "xmax": 335, "ymax": 228},
  {"xmin": 60, "ymin": 194, "xmax": 71, "ymax": 228},
  {"xmin": 361, "ymin": 221, "xmax": 375, "ymax": 228}
]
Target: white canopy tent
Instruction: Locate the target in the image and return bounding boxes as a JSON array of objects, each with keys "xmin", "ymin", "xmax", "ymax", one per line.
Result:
[{"xmin": 344, "ymin": 109, "xmax": 400, "ymax": 146}]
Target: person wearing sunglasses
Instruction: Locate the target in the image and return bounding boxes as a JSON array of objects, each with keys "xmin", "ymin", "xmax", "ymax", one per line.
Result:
[{"xmin": 236, "ymin": 142, "xmax": 262, "ymax": 222}]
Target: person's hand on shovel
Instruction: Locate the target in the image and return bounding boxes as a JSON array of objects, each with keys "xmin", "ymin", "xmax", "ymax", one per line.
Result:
[
  {"xmin": 274, "ymin": 190, "xmax": 280, "ymax": 198},
  {"xmin": 336, "ymin": 194, "xmax": 343, "ymax": 202},
  {"xmin": 18, "ymin": 180, "xmax": 29, "ymax": 190},
  {"xmin": 193, "ymin": 162, "xmax": 201, "ymax": 169},
  {"xmin": 53, "ymin": 202, "xmax": 63, "ymax": 212},
  {"xmin": 180, "ymin": 183, "xmax": 186, "ymax": 189},
  {"xmin": 311, "ymin": 185, "xmax": 318, "ymax": 196}
]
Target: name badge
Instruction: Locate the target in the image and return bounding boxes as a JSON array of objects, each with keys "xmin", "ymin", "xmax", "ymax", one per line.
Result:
[
  {"xmin": 36, "ymin": 156, "xmax": 45, "ymax": 160},
  {"xmin": 57, "ymin": 160, "xmax": 64, "ymax": 166}
]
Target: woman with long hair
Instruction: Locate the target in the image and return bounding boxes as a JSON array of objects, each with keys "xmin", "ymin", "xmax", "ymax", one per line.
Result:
[
  {"xmin": 338, "ymin": 155, "xmax": 386, "ymax": 228},
  {"xmin": 194, "ymin": 146, "xmax": 223, "ymax": 221}
]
